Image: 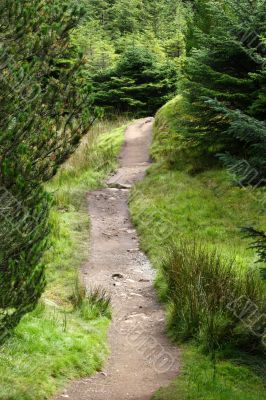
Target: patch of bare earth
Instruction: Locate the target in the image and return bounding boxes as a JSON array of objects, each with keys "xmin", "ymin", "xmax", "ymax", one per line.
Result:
[{"xmin": 55, "ymin": 118, "xmax": 180, "ymax": 400}]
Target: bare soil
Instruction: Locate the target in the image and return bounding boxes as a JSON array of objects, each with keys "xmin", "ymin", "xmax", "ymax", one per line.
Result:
[{"xmin": 55, "ymin": 118, "xmax": 180, "ymax": 400}]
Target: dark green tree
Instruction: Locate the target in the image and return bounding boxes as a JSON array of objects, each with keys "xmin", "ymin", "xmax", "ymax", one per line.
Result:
[
  {"xmin": 91, "ymin": 47, "xmax": 177, "ymax": 116},
  {"xmin": 0, "ymin": 0, "xmax": 95, "ymax": 341},
  {"xmin": 182, "ymin": 0, "xmax": 266, "ymax": 184}
]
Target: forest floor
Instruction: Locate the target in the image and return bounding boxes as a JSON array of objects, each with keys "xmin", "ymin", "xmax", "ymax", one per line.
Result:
[{"xmin": 54, "ymin": 118, "xmax": 180, "ymax": 400}]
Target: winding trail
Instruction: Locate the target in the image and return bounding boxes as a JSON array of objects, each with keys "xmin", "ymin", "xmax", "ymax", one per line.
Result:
[{"xmin": 56, "ymin": 118, "xmax": 180, "ymax": 400}]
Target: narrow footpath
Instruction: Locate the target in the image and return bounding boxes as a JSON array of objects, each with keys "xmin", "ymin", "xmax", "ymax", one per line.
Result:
[{"xmin": 56, "ymin": 118, "xmax": 180, "ymax": 400}]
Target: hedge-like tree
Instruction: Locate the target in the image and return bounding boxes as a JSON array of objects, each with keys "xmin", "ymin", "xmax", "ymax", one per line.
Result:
[{"xmin": 0, "ymin": 0, "xmax": 94, "ymax": 341}]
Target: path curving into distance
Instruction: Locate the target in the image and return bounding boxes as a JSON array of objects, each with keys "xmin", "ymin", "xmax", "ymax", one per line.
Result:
[{"xmin": 55, "ymin": 118, "xmax": 180, "ymax": 400}]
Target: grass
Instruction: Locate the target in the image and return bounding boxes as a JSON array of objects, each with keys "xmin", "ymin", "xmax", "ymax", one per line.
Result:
[
  {"xmin": 130, "ymin": 164, "xmax": 266, "ymax": 266},
  {"xmin": 0, "ymin": 306, "xmax": 108, "ymax": 400},
  {"xmin": 0, "ymin": 117, "xmax": 128, "ymax": 400},
  {"xmin": 152, "ymin": 347, "xmax": 266, "ymax": 400},
  {"xmin": 129, "ymin": 97, "xmax": 266, "ymax": 399},
  {"xmin": 159, "ymin": 240, "xmax": 265, "ymax": 351}
]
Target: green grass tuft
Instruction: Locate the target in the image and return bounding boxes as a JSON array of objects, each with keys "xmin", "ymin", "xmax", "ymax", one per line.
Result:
[{"xmin": 160, "ymin": 240, "xmax": 265, "ymax": 353}]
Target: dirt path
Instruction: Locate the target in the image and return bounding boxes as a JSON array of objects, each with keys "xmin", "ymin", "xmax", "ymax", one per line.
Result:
[{"xmin": 56, "ymin": 118, "xmax": 180, "ymax": 400}]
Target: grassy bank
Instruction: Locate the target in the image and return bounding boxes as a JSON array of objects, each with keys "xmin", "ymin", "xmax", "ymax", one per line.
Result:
[
  {"xmin": 130, "ymin": 164, "xmax": 265, "ymax": 264},
  {"xmin": 129, "ymin": 98, "xmax": 266, "ymax": 399},
  {"xmin": 0, "ymin": 118, "xmax": 128, "ymax": 400},
  {"xmin": 153, "ymin": 347, "xmax": 266, "ymax": 400}
]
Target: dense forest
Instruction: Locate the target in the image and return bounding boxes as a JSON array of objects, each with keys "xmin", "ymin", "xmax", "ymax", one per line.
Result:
[{"xmin": 0, "ymin": 0, "xmax": 265, "ymax": 399}]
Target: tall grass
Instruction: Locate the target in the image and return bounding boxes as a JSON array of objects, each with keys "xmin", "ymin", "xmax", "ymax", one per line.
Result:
[{"xmin": 159, "ymin": 241, "xmax": 265, "ymax": 354}]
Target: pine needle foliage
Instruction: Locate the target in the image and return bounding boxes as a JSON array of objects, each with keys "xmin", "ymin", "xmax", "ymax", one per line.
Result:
[
  {"xmin": 243, "ymin": 227, "xmax": 266, "ymax": 267},
  {"xmin": 91, "ymin": 47, "xmax": 178, "ymax": 116},
  {"xmin": 183, "ymin": 0, "xmax": 266, "ymax": 185},
  {"xmin": 0, "ymin": 0, "xmax": 95, "ymax": 341}
]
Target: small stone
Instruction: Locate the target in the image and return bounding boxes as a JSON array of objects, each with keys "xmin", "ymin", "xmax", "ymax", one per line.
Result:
[{"xmin": 112, "ymin": 273, "xmax": 124, "ymax": 279}]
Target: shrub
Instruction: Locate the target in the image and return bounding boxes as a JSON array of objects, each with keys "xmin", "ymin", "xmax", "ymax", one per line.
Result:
[
  {"xmin": 0, "ymin": 0, "xmax": 94, "ymax": 341},
  {"xmin": 0, "ymin": 186, "xmax": 50, "ymax": 342},
  {"xmin": 159, "ymin": 240, "xmax": 265, "ymax": 353}
]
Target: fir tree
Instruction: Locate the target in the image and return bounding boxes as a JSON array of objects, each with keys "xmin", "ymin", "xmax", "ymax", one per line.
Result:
[
  {"xmin": 0, "ymin": 0, "xmax": 95, "ymax": 341},
  {"xmin": 183, "ymin": 0, "xmax": 266, "ymax": 185},
  {"xmin": 91, "ymin": 47, "xmax": 177, "ymax": 115}
]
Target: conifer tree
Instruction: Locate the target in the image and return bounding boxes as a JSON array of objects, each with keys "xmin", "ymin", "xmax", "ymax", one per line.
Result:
[
  {"xmin": 183, "ymin": 0, "xmax": 266, "ymax": 184},
  {"xmin": 91, "ymin": 47, "xmax": 177, "ymax": 115},
  {"xmin": 0, "ymin": 0, "xmax": 94, "ymax": 340}
]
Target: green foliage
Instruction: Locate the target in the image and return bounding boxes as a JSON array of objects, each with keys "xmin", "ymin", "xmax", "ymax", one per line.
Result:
[
  {"xmin": 151, "ymin": 95, "xmax": 199, "ymax": 168},
  {"xmin": 71, "ymin": 0, "xmax": 188, "ymax": 115},
  {"xmin": 0, "ymin": 305, "xmax": 109, "ymax": 400},
  {"xmin": 0, "ymin": 185, "xmax": 50, "ymax": 342},
  {"xmin": 182, "ymin": 0, "xmax": 266, "ymax": 184},
  {"xmin": 0, "ymin": 0, "xmax": 95, "ymax": 340},
  {"xmin": 160, "ymin": 241, "xmax": 265, "ymax": 353},
  {"xmin": 243, "ymin": 228, "xmax": 266, "ymax": 276},
  {"xmin": 74, "ymin": 285, "xmax": 112, "ymax": 321},
  {"xmin": 130, "ymin": 160, "xmax": 266, "ymax": 353},
  {"xmin": 79, "ymin": 0, "xmax": 186, "ymax": 47},
  {"xmin": 92, "ymin": 47, "xmax": 178, "ymax": 115}
]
